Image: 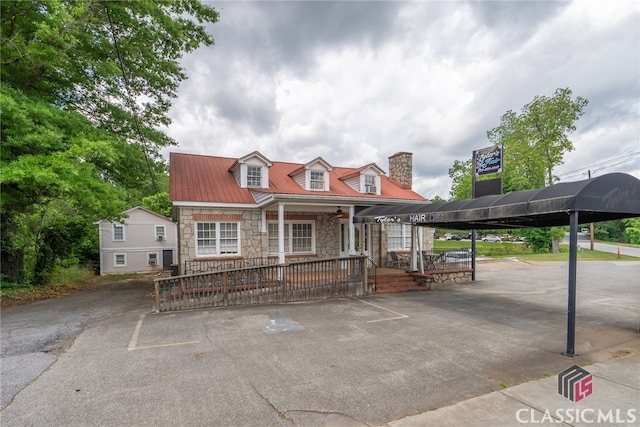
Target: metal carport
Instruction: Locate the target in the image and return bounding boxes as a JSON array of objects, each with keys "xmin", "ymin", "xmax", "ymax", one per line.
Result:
[{"xmin": 354, "ymin": 173, "xmax": 640, "ymax": 356}]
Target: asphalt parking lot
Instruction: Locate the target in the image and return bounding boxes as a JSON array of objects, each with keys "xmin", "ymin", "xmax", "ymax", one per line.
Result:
[{"xmin": 1, "ymin": 259, "xmax": 639, "ymax": 426}]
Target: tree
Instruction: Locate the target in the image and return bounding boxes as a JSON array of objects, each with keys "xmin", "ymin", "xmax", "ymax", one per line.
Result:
[
  {"xmin": 447, "ymin": 88, "xmax": 588, "ymax": 252},
  {"xmin": 1, "ymin": 0, "xmax": 218, "ymax": 156},
  {"xmin": 623, "ymin": 218, "xmax": 640, "ymax": 244},
  {"xmin": 143, "ymin": 192, "xmax": 173, "ymax": 218},
  {"xmin": 488, "ymin": 88, "xmax": 588, "ymax": 187},
  {"xmin": 448, "ymin": 159, "xmax": 473, "ymax": 200},
  {"xmin": 1, "ymin": 1, "xmax": 218, "ymax": 285},
  {"xmin": 1, "ymin": 83, "xmax": 129, "ymax": 283}
]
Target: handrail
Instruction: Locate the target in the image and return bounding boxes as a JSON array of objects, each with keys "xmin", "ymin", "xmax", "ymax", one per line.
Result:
[{"xmin": 156, "ymin": 256, "xmax": 371, "ymax": 312}]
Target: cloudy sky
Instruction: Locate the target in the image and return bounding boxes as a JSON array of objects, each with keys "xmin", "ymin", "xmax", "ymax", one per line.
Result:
[{"xmin": 163, "ymin": 0, "xmax": 639, "ymax": 200}]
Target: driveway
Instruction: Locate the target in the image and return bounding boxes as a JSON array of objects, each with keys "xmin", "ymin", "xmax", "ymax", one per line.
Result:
[
  {"xmin": 1, "ymin": 261, "xmax": 639, "ymax": 426},
  {"xmin": 0, "ymin": 278, "xmax": 152, "ymax": 409}
]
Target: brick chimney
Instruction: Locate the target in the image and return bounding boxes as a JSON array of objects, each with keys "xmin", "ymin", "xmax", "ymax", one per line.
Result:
[{"xmin": 388, "ymin": 152, "xmax": 413, "ymax": 189}]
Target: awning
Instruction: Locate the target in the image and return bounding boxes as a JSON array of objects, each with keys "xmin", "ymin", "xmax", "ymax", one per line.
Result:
[
  {"xmin": 354, "ymin": 173, "xmax": 640, "ymax": 228},
  {"xmin": 354, "ymin": 172, "xmax": 640, "ymax": 357}
]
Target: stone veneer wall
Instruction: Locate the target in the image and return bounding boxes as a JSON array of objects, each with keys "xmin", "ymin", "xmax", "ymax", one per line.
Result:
[
  {"xmin": 388, "ymin": 152, "xmax": 413, "ymax": 188},
  {"xmin": 175, "ymin": 207, "xmax": 432, "ymax": 273},
  {"xmin": 414, "ymin": 270, "xmax": 472, "ymax": 290},
  {"xmin": 176, "ymin": 207, "xmax": 342, "ymax": 271}
]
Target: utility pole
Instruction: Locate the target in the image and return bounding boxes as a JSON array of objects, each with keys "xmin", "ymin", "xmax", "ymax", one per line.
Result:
[{"xmin": 588, "ymin": 170, "xmax": 595, "ymax": 251}]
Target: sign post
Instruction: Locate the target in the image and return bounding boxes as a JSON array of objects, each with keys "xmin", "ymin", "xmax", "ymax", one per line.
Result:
[{"xmin": 471, "ymin": 144, "xmax": 503, "ymax": 281}]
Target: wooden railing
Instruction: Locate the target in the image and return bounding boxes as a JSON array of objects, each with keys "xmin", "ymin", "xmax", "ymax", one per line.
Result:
[{"xmin": 155, "ymin": 256, "xmax": 371, "ymax": 312}]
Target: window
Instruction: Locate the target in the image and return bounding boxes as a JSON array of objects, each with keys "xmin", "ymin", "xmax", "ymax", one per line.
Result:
[
  {"xmin": 148, "ymin": 253, "xmax": 158, "ymax": 266},
  {"xmin": 155, "ymin": 225, "xmax": 166, "ymax": 241},
  {"xmin": 113, "ymin": 224, "xmax": 124, "ymax": 241},
  {"xmin": 196, "ymin": 222, "xmax": 239, "ymax": 256},
  {"xmin": 387, "ymin": 223, "xmax": 412, "ymax": 250},
  {"xmin": 292, "ymin": 223, "xmax": 313, "ymax": 252},
  {"xmin": 247, "ymin": 166, "xmax": 262, "ymax": 187},
  {"xmin": 268, "ymin": 223, "xmax": 288, "ymax": 253},
  {"xmin": 268, "ymin": 222, "xmax": 314, "ymax": 254},
  {"xmin": 310, "ymin": 171, "xmax": 325, "ymax": 190},
  {"xmin": 114, "ymin": 253, "xmax": 126, "ymax": 267},
  {"xmin": 364, "ymin": 175, "xmax": 377, "ymax": 193}
]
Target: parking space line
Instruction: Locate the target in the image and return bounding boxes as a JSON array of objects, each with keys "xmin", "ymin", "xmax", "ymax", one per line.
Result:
[
  {"xmin": 589, "ymin": 298, "xmax": 637, "ymax": 310},
  {"xmin": 131, "ymin": 341, "xmax": 200, "ymax": 351},
  {"xmin": 353, "ymin": 298, "xmax": 409, "ymax": 322},
  {"xmin": 128, "ymin": 314, "xmax": 200, "ymax": 351},
  {"xmin": 128, "ymin": 314, "xmax": 145, "ymax": 351}
]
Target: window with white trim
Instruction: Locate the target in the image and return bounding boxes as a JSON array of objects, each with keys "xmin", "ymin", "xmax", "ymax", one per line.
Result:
[
  {"xmin": 148, "ymin": 253, "xmax": 158, "ymax": 266},
  {"xmin": 155, "ymin": 225, "xmax": 166, "ymax": 241},
  {"xmin": 268, "ymin": 222, "xmax": 314, "ymax": 254},
  {"xmin": 114, "ymin": 253, "xmax": 126, "ymax": 267},
  {"xmin": 364, "ymin": 175, "xmax": 377, "ymax": 193},
  {"xmin": 387, "ymin": 223, "xmax": 412, "ymax": 250},
  {"xmin": 247, "ymin": 166, "xmax": 262, "ymax": 187},
  {"xmin": 310, "ymin": 171, "xmax": 325, "ymax": 190},
  {"xmin": 113, "ymin": 224, "xmax": 124, "ymax": 241},
  {"xmin": 196, "ymin": 222, "xmax": 240, "ymax": 256}
]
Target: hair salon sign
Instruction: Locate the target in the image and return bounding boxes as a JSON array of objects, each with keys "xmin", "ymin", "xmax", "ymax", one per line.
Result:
[{"xmin": 474, "ymin": 144, "xmax": 503, "ymax": 177}]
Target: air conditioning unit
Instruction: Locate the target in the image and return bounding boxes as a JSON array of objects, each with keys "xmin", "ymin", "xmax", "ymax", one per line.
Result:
[
  {"xmin": 157, "ymin": 235, "xmax": 164, "ymax": 241},
  {"xmin": 365, "ymin": 185, "xmax": 377, "ymax": 194},
  {"xmin": 149, "ymin": 260, "xmax": 157, "ymax": 266}
]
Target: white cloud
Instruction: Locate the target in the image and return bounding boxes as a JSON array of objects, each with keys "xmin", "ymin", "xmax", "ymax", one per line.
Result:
[{"xmin": 164, "ymin": 0, "xmax": 640, "ymax": 199}]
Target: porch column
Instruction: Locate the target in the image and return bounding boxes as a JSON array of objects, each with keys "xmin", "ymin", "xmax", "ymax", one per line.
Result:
[
  {"xmin": 348, "ymin": 206, "xmax": 355, "ymax": 255},
  {"xmin": 278, "ymin": 203, "xmax": 285, "ymax": 264}
]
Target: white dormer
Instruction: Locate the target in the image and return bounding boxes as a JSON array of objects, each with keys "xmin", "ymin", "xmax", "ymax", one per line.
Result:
[
  {"xmin": 288, "ymin": 157, "xmax": 334, "ymax": 191},
  {"xmin": 228, "ymin": 151, "xmax": 272, "ymax": 189},
  {"xmin": 339, "ymin": 163, "xmax": 385, "ymax": 195}
]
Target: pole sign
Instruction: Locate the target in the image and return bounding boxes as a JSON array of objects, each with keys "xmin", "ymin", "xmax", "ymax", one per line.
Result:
[{"xmin": 474, "ymin": 144, "xmax": 503, "ymax": 177}]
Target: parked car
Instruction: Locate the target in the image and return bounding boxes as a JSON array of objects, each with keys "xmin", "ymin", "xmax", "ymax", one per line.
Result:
[
  {"xmin": 482, "ymin": 234, "xmax": 502, "ymax": 242},
  {"xmin": 444, "ymin": 251, "xmax": 472, "ymax": 263},
  {"xmin": 445, "ymin": 233, "xmax": 462, "ymax": 241}
]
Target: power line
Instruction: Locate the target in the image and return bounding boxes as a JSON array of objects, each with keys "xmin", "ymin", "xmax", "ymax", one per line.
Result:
[
  {"xmin": 104, "ymin": 0, "xmax": 159, "ymax": 194},
  {"xmin": 557, "ymin": 143, "xmax": 640, "ymax": 180}
]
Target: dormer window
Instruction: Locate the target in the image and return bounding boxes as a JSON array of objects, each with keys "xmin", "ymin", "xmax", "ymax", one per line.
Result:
[
  {"xmin": 247, "ymin": 165, "xmax": 262, "ymax": 187},
  {"xmin": 289, "ymin": 157, "xmax": 333, "ymax": 192},
  {"xmin": 310, "ymin": 171, "xmax": 325, "ymax": 190},
  {"xmin": 338, "ymin": 162, "xmax": 384, "ymax": 195},
  {"xmin": 364, "ymin": 175, "xmax": 377, "ymax": 194},
  {"xmin": 229, "ymin": 151, "xmax": 272, "ymax": 189}
]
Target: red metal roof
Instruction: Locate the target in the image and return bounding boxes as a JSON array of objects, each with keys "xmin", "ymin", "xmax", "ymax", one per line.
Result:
[{"xmin": 170, "ymin": 152, "xmax": 427, "ymax": 204}]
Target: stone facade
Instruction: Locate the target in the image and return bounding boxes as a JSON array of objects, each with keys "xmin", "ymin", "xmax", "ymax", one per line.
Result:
[
  {"xmin": 176, "ymin": 206, "xmax": 351, "ymax": 272},
  {"xmin": 414, "ymin": 269, "xmax": 472, "ymax": 289},
  {"xmin": 388, "ymin": 152, "xmax": 413, "ymax": 188}
]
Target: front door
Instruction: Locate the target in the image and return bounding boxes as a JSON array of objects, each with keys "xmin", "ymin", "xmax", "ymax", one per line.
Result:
[{"xmin": 162, "ymin": 250, "xmax": 173, "ymax": 270}]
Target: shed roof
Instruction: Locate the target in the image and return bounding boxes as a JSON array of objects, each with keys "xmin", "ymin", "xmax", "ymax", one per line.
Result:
[{"xmin": 354, "ymin": 173, "xmax": 640, "ymax": 229}]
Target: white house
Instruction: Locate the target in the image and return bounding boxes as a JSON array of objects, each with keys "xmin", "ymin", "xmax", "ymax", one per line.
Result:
[{"xmin": 96, "ymin": 206, "xmax": 178, "ymax": 275}]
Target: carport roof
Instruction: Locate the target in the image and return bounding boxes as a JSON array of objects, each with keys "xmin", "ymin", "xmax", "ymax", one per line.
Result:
[{"xmin": 354, "ymin": 173, "xmax": 640, "ymax": 229}]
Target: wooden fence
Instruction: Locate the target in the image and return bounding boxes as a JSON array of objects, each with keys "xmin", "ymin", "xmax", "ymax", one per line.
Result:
[{"xmin": 154, "ymin": 256, "xmax": 372, "ymax": 312}]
